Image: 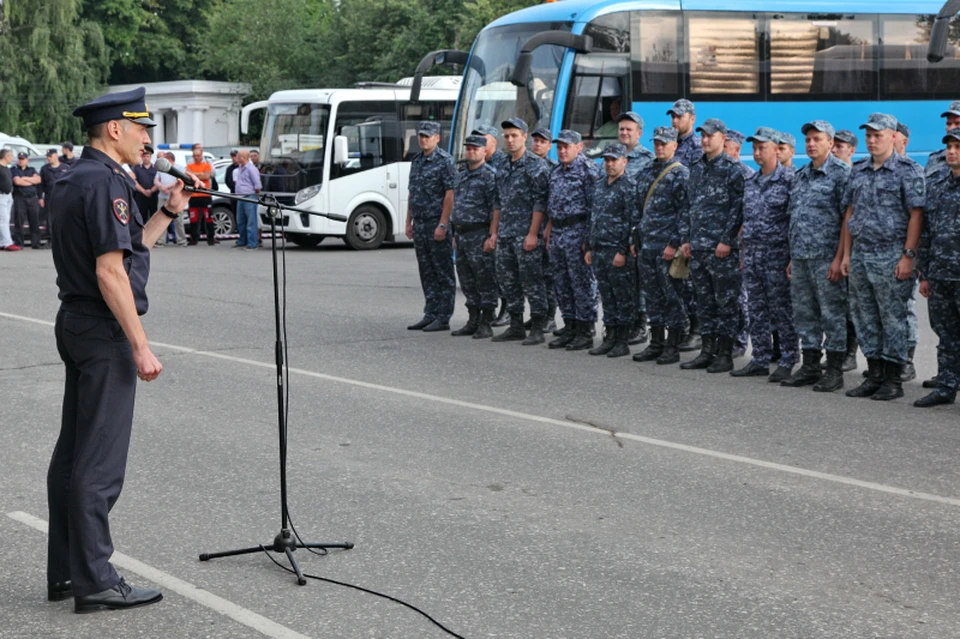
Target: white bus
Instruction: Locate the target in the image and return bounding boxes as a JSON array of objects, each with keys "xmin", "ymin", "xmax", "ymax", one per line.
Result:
[{"xmin": 241, "ymin": 76, "xmax": 460, "ymax": 249}]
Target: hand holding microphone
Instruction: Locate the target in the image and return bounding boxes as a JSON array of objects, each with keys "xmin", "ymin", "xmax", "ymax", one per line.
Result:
[{"xmin": 155, "ymin": 157, "xmax": 204, "ymax": 212}]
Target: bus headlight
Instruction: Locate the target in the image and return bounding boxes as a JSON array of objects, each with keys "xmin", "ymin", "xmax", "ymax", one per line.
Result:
[{"xmin": 295, "ymin": 184, "xmax": 321, "ymax": 204}]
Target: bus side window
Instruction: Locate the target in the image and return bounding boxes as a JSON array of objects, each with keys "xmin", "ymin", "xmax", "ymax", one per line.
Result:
[
  {"xmin": 331, "ymin": 101, "xmax": 396, "ymax": 178},
  {"xmin": 880, "ymin": 14, "xmax": 960, "ymax": 99},
  {"xmin": 631, "ymin": 12, "xmax": 682, "ymax": 100},
  {"xmin": 687, "ymin": 13, "xmax": 761, "ymax": 96}
]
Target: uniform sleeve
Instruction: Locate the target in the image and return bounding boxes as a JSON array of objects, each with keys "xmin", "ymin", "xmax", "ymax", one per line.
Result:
[
  {"xmin": 679, "ymin": 179, "xmax": 691, "ymax": 246},
  {"xmin": 835, "ymin": 166, "xmax": 852, "ymax": 220},
  {"xmin": 618, "ymin": 183, "xmax": 633, "ymax": 254},
  {"xmin": 841, "ymin": 174, "xmax": 856, "ymax": 210},
  {"xmin": 670, "ymin": 171, "xmax": 689, "ymax": 248},
  {"xmin": 442, "ymin": 157, "xmax": 457, "ymax": 192},
  {"xmin": 903, "ymin": 163, "xmax": 925, "ymax": 210},
  {"xmin": 85, "ymin": 178, "xmax": 134, "ymax": 257},
  {"xmin": 531, "ymin": 163, "xmax": 549, "ymax": 214},
  {"xmin": 583, "ymin": 164, "xmax": 599, "ymax": 214},
  {"xmin": 918, "ymin": 206, "xmax": 932, "ymax": 276},
  {"xmin": 721, "ymin": 168, "xmax": 745, "ymax": 246}
]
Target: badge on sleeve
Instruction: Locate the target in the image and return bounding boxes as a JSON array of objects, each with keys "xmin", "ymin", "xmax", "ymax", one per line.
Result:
[
  {"xmin": 914, "ymin": 178, "xmax": 924, "ymax": 197},
  {"xmin": 113, "ymin": 198, "xmax": 130, "ymax": 225}
]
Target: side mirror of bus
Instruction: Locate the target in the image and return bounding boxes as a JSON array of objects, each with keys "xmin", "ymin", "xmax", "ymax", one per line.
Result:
[{"xmin": 334, "ymin": 136, "xmax": 349, "ymax": 164}]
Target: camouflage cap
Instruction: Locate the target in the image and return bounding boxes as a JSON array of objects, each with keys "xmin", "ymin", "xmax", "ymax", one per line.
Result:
[
  {"xmin": 531, "ymin": 126, "xmax": 552, "ymax": 140},
  {"xmin": 667, "ymin": 99, "xmax": 695, "ymax": 116},
  {"xmin": 725, "ymin": 130, "xmax": 745, "ymax": 146},
  {"xmin": 696, "ymin": 118, "xmax": 727, "ymax": 136},
  {"xmin": 601, "ymin": 143, "xmax": 627, "ymax": 159},
  {"xmin": 616, "ymin": 111, "xmax": 644, "ymax": 128},
  {"xmin": 941, "ymin": 101, "xmax": 960, "ymax": 118},
  {"xmin": 746, "ymin": 126, "xmax": 779, "ymax": 144},
  {"xmin": 777, "ymin": 132, "xmax": 797, "ymax": 148},
  {"xmin": 834, "ymin": 129, "xmax": 858, "ymax": 147},
  {"xmin": 942, "ymin": 127, "xmax": 960, "ymax": 144},
  {"xmin": 652, "ymin": 126, "xmax": 678, "ymax": 143},
  {"xmin": 896, "ymin": 122, "xmax": 910, "ymax": 138},
  {"xmin": 501, "ymin": 117, "xmax": 529, "ymax": 134},
  {"xmin": 464, "ymin": 134, "xmax": 488, "ymax": 147},
  {"xmin": 801, "ymin": 120, "xmax": 835, "ymax": 139},
  {"xmin": 553, "ymin": 129, "xmax": 582, "ymax": 145},
  {"xmin": 859, "ymin": 113, "xmax": 898, "ymax": 132},
  {"xmin": 472, "ymin": 124, "xmax": 499, "ymax": 138},
  {"xmin": 418, "ymin": 120, "xmax": 440, "ymax": 136}
]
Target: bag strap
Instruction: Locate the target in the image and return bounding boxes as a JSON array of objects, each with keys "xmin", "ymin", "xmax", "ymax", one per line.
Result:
[{"xmin": 643, "ymin": 162, "xmax": 682, "ymax": 213}]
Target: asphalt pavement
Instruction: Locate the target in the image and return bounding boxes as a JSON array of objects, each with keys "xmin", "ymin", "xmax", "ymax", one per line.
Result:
[{"xmin": 1, "ymin": 238, "xmax": 959, "ymax": 639}]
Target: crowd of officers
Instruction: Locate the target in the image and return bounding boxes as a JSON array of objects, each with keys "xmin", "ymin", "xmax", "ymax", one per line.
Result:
[
  {"xmin": 407, "ymin": 98, "xmax": 960, "ymax": 409},
  {"xmin": 0, "ymin": 143, "xmax": 77, "ymax": 251}
]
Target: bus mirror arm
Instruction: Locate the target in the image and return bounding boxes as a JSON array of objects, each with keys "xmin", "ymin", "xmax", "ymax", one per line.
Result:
[
  {"xmin": 511, "ymin": 32, "xmax": 593, "ymax": 87},
  {"xmin": 928, "ymin": 0, "xmax": 960, "ymax": 63},
  {"xmin": 410, "ymin": 49, "xmax": 477, "ymax": 103}
]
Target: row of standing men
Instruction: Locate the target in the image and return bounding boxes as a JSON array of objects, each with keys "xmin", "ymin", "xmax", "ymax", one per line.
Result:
[{"xmin": 406, "ymin": 98, "xmax": 960, "ymax": 409}]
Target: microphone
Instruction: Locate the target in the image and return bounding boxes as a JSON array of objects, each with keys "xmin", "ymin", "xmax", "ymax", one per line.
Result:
[{"xmin": 155, "ymin": 157, "xmax": 197, "ymax": 189}]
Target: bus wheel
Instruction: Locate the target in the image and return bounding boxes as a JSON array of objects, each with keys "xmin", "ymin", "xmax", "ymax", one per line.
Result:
[
  {"xmin": 344, "ymin": 205, "xmax": 386, "ymax": 250},
  {"xmin": 284, "ymin": 233, "xmax": 325, "ymax": 248}
]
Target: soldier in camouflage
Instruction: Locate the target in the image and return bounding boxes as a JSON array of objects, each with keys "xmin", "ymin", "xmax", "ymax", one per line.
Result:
[
  {"xmin": 925, "ymin": 102, "xmax": 960, "ymax": 180},
  {"xmin": 725, "ymin": 128, "xmax": 755, "ymax": 360},
  {"xmin": 531, "ymin": 126, "xmax": 559, "ymax": 332},
  {"xmin": 406, "ymin": 121, "xmax": 457, "ymax": 332},
  {"xmin": 832, "ymin": 130, "xmax": 858, "ymax": 166},
  {"xmin": 450, "ymin": 135, "xmax": 500, "ymax": 339},
  {"xmin": 730, "ymin": 126, "xmax": 797, "ymax": 383},
  {"xmin": 473, "ymin": 124, "xmax": 512, "ymax": 327},
  {"xmin": 679, "ymin": 118, "xmax": 745, "ymax": 374},
  {"xmin": 775, "ymin": 132, "xmax": 797, "ymax": 172},
  {"xmin": 545, "ymin": 129, "xmax": 601, "ymax": 351},
  {"xmin": 668, "ymin": 99, "xmax": 703, "ymax": 167},
  {"xmin": 586, "ymin": 143, "xmax": 637, "ymax": 359},
  {"xmin": 491, "ymin": 117, "xmax": 551, "ymax": 345},
  {"xmin": 841, "ymin": 113, "xmax": 925, "ymax": 401},
  {"xmin": 724, "ymin": 130, "xmax": 755, "ymax": 180},
  {"xmin": 632, "ymin": 126, "xmax": 689, "ymax": 365},
  {"xmin": 892, "ymin": 119, "xmax": 922, "ymax": 383},
  {"xmin": 916, "ymin": 128, "xmax": 960, "ymax": 408},
  {"xmin": 779, "ymin": 121, "xmax": 852, "ymax": 392}
]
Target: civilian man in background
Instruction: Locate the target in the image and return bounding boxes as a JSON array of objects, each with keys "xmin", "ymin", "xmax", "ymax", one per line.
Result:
[
  {"xmin": 154, "ymin": 151, "xmax": 188, "ymax": 247},
  {"xmin": 233, "ymin": 150, "xmax": 262, "ymax": 251},
  {"xmin": 186, "ymin": 143, "xmax": 215, "ymax": 245}
]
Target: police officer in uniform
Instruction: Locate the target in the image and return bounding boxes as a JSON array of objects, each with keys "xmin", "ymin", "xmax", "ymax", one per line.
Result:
[
  {"xmin": 11, "ymin": 151, "xmax": 43, "ymax": 248},
  {"xmin": 47, "ymin": 86, "xmax": 192, "ymax": 613},
  {"xmin": 840, "ymin": 113, "xmax": 924, "ymax": 401},
  {"xmin": 679, "ymin": 118, "xmax": 745, "ymax": 373},
  {"xmin": 450, "ymin": 134, "xmax": 500, "ymax": 338},
  {"xmin": 725, "ymin": 128, "xmax": 755, "ymax": 360},
  {"xmin": 775, "ymin": 132, "xmax": 797, "ymax": 172},
  {"xmin": 780, "ymin": 121, "xmax": 852, "ymax": 392},
  {"xmin": 731, "ymin": 127, "xmax": 797, "ymax": 382},
  {"xmin": 916, "ymin": 128, "xmax": 960, "ymax": 407},
  {"xmin": 546, "ymin": 130, "xmax": 601, "ymax": 350},
  {"xmin": 632, "ymin": 126, "xmax": 689, "ymax": 365},
  {"xmin": 832, "ymin": 130, "xmax": 859, "ymax": 166},
  {"xmin": 491, "ymin": 117, "xmax": 550, "ymax": 345},
  {"xmin": 668, "ymin": 99, "xmax": 703, "ymax": 167},
  {"xmin": 406, "ymin": 121, "xmax": 457, "ymax": 332},
  {"xmin": 530, "ymin": 126, "xmax": 559, "ymax": 332},
  {"xmin": 586, "ymin": 143, "xmax": 637, "ymax": 358},
  {"xmin": 472, "ymin": 124, "xmax": 511, "ymax": 326},
  {"xmin": 618, "ymin": 111, "xmax": 654, "ymax": 346}
]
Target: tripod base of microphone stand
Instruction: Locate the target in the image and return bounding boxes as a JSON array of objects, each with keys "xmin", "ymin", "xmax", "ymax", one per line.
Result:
[{"xmin": 199, "ymin": 530, "xmax": 354, "ymax": 586}]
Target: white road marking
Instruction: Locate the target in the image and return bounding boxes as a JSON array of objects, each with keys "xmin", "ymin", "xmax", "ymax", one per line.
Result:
[
  {"xmin": 7, "ymin": 511, "xmax": 311, "ymax": 639},
  {"xmin": 4, "ymin": 309, "xmax": 959, "ymax": 509}
]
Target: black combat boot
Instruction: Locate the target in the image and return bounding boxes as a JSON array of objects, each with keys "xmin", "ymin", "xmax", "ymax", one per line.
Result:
[
  {"xmin": 770, "ymin": 331, "xmax": 781, "ymax": 366},
  {"xmin": 900, "ymin": 347, "xmax": 917, "ymax": 382},
  {"xmin": 473, "ymin": 307, "xmax": 494, "ymax": 339},
  {"xmin": 871, "ymin": 360, "xmax": 905, "ymax": 401},
  {"xmin": 545, "ymin": 302, "xmax": 558, "ymax": 333},
  {"xmin": 492, "ymin": 299, "xmax": 511, "ymax": 327},
  {"xmin": 627, "ymin": 312, "xmax": 648, "ymax": 346},
  {"xmin": 678, "ymin": 315, "xmax": 702, "ymax": 352},
  {"xmin": 914, "ymin": 388, "xmax": 957, "ymax": 408},
  {"xmin": 633, "ymin": 326, "xmax": 665, "ymax": 362},
  {"xmin": 812, "ymin": 351, "xmax": 845, "ymax": 392},
  {"xmin": 566, "ymin": 321, "xmax": 594, "ymax": 351},
  {"xmin": 407, "ymin": 316, "xmax": 432, "ymax": 330},
  {"xmin": 923, "ymin": 376, "xmax": 939, "ymax": 389},
  {"xmin": 781, "ymin": 349, "xmax": 822, "ymax": 387},
  {"xmin": 451, "ymin": 306, "xmax": 480, "ymax": 336},
  {"xmin": 842, "ymin": 324, "xmax": 858, "ymax": 372},
  {"xmin": 553, "ymin": 318, "xmax": 572, "ymax": 337},
  {"xmin": 846, "ymin": 358, "xmax": 884, "ymax": 398},
  {"xmin": 768, "ymin": 364, "xmax": 793, "ymax": 384},
  {"xmin": 680, "ymin": 335, "xmax": 716, "ymax": 370},
  {"xmin": 522, "ymin": 316, "xmax": 546, "ymax": 345},
  {"xmin": 548, "ymin": 320, "xmax": 576, "ymax": 349},
  {"xmin": 656, "ymin": 327, "xmax": 682, "ymax": 365},
  {"xmin": 707, "ymin": 336, "xmax": 734, "ymax": 373},
  {"xmin": 730, "ymin": 360, "xmax": 770, "ymax": 377},
  {"xmin": 589, "ymin": 325, "xmax": 617, "ymax": 356},
  {"xmin": 492, "ymin": 315, "xmax": 525, "ymax": 342},
  {"xmin": 607, "ymin": 326, "xmax": 631, "ymax": 358}
]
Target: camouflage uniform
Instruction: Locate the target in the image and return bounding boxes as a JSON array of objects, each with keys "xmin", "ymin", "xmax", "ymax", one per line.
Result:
[
  {"xmin": 675, "ymin": 132, "xmax": 703, "ymax": 168},
  {"xmin": 589, "ymin": 171, "xmax": 638, "ymax": 327},
  {"xmin": 843, "ymin": 152, "xmax": 925, "ymax": 365},
  {"xmin": 625, "ymin": 144, "xmax": 655, "ymax": 180},
  {"xmin": 452, "ymin": 161, "xmax": 499, "ymax": 310},
  {"xmin": 742, "ymin": 163, "xmax": 798, "ymax": 367},
  {"xmin": 496, "ymin": 150, "xmax": 550, "ymax": 318},
  {"xmin": 635, "ymin": 158, "xmax": 689, "ymax": 329},
  {"xmin": 789, "ymin": 152, "xmax": 851, "ymax": 353},
  {"xmin": 680, "ymin": 153, "xmax": 745, "ymax": 340},
  {"xmin": 548, "ymin": 153, "xmax": 600, "ymax": 323},
  {"xmin": 489, "ymin": 149, "xmax": 510, "ymax": 175},
  {"xmin": 409, "ymin": 144, "xmax": 457, "ymax": 322}
]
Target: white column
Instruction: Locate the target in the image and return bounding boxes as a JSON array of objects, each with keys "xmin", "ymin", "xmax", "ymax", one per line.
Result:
[
  {"xmin": 192, "ymin": 108, "xmax": 206, "ymax": 146},
  {"xmin": 152, "ymin": 109, "xmax": 166, "ymax": 145}
]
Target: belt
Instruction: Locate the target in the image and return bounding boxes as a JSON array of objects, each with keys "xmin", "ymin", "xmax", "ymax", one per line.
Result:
[
  {"xmin": 550, "ymin": 214, "xmax": 588, "ymax": 229},
  {"xmin": 452, "ymin": 222, "xmax": 489, "ymax": 235}
]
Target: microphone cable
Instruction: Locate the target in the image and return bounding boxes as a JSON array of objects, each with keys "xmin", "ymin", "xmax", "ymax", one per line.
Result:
[{"xmin": 271, "ymin": 228, "xmax": 467, "ymax": 639}]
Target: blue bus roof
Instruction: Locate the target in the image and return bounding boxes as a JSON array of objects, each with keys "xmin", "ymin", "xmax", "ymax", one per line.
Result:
[{"xmin": 488, "ymin": 0, "xmax": 948, "ymax": 28}]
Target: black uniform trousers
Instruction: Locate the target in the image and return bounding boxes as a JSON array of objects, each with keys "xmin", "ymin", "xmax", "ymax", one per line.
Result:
[
  {"xmin": 48, "ymin": 310, "xmax": 137, "ymax": 597},
  {"xmin": 13, "ymin": 195, "xmax": 40, "ymax": 247}
]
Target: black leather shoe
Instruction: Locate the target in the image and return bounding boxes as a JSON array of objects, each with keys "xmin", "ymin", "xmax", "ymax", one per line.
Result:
[
  {"xmin": 768, "ymin": 365, "xmax": 793, "ymax": 384},
  {"xmin": 421, "ymin": 319, "xmax": 450, "ymax": 332},
  {"xmin": 407, "ymin": 317, "xmax": 432, "ymax": 330},
  {"xmin": 48, "ymin": 580, "xmax": 73, "ymax": 602},
  {"xmin": 914, "ymin": 390, "xmax": 957, "ymax": 408},
  {"xmin": 75, "ymin": 578, "xmax": 162, "ymax": 614},
  {"xmin": 730, "ymin": 360, "xmax": 769, "ymax": 377}
]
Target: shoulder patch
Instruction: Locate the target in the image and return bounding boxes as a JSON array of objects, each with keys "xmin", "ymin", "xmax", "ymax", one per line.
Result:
[
  {"xmin": 113, "ymin": 198, "xmax": 130, "ymax": 225},
  {"xmin": 914, "ymin": 177, "xmax": 925, "ymax": 197}
]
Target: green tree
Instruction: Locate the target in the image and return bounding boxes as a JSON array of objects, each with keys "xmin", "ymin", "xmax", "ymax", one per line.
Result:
[{"xmin": 0, "ymin": 0, "xmax": 109, "ymax": 142}]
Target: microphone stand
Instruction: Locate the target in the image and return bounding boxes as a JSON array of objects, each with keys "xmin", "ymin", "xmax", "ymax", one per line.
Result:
[{"xmin": 191, "ymin": 184, "xmax": 353, "ymax": 585}]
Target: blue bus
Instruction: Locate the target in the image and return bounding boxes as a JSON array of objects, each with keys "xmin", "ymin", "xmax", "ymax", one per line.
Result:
[{"xmin": 432, "ymin": 0, "xmax": 960, "ymax": 165}]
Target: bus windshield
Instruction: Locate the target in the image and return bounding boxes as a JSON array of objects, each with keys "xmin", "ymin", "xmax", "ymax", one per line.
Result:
[
  {"xmin": 453, "ymin": 21, "xmax": 571, "ymax": 157},
  {"xmin": 261, "ymin": 103, "xmax": 329, "ymax": 195}
]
